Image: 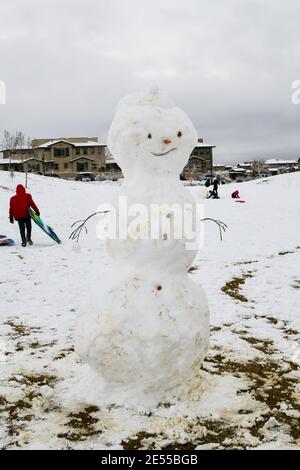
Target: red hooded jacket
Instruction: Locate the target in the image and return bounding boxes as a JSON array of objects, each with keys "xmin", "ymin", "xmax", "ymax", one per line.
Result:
[{"xmin": 9, "ymin": 185, "xmax": 40, "ymax": 220}]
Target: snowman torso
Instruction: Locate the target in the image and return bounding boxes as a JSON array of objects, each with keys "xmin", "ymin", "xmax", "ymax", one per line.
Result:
[{"xmin": 107, "ymin": 175, "xmax": 198, "ymax": 271}]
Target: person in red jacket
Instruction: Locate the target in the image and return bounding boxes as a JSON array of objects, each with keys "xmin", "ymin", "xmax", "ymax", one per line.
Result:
[
  {"xmin": 9, "ymin": 184, "xmax": 40, "ymax": 247},
  {"xmin": 231, "ymin": 190, "xmax": 240, "ymax": 199}
]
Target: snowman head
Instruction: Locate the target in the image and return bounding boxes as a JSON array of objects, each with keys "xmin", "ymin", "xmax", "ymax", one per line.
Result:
[{"xmin": 107, "ymin": 89, "xmax": 198, "ymax": 178}]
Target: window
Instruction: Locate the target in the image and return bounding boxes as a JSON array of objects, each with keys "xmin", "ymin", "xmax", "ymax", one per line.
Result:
[
  {"xmin": 64, "ymin": 163, "xmax": 69, "ymax": 169},
  {"xmin": 83, "ymin": 148, "xmax": 88, "ymax": 155},
  {"xmin": 54, "ymin": 164, "xmax": 59, "ymax": 170},
  {"xmin": 76, "ymin": 148, "xmax": 80, "ymax": 155},
  {"xmin": 98, "ymin": 147, "xmax": 102, "ymax": 154},
  {"xmin": 54, "ymin": 147, "xmax": 70, "ymax": 157},
  {"xmin": 90, "ymin": 147, "xmax": 95, "ymax": 154},
  {"xmin": 77, "ymin": 162, "xmax": 88, "ymax": 172},
  {"xmin": 28, "ymin": 163, "xmax": 40, "ymax": 172}
]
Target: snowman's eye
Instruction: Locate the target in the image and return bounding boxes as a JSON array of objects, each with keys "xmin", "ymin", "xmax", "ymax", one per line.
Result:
[
  {"xmin": 177, "ymin": 131, "xmax": 182, "ymax": 138},
  {"xmin": 148, "ymin": 133, "xmax": 152, "ymax": 139}
]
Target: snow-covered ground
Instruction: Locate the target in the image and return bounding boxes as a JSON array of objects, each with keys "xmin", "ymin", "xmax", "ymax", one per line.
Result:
[{"xmin": 0, "ymin": 171, "xmax": 299, "ymax": 450}]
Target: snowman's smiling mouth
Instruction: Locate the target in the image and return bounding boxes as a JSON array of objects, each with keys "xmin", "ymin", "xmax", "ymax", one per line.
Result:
[{"xmin": 151, "ymin": 148, "xmax": 177, "ymax": 157}]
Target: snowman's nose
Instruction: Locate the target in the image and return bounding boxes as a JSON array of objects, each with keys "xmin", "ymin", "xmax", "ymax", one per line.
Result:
[{"xmin": 163, "ymin": 138, "xmax": 172, "ymax": 145}]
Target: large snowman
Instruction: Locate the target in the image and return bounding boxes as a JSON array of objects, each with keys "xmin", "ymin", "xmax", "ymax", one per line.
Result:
[{"xmin": 75, "ymin": 89, "xmax": 209, "ymax": 405}]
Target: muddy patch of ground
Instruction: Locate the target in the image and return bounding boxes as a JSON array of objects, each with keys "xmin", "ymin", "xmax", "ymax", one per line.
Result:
[
  {"xmin": 0, "ymin": 372, "xmax": 58, "ymax": 448},
  {"xmin": 234, "ymin": 261, "xmax": 258, "ymax": 266},
  {"xmin": 221, "ymin": 272, "xmax": 253, "ymax": 303},
  {"xmin": 122, "ymin": 432, "xmax": 159, "ymax": 450},
  {"xmin": 5, "ymin": 321, "xmax": 41, "ymax": 341},
  {"xmin": 53, "ymin": 347, "xmax": 75, "ymax": 361},
  {"xmin": 57, "ymin": 406, "xmax": 101, "ymax": 442},
  {"xmin": 204, "ymin": 329, "xmax": 300, "ymax": 446}
]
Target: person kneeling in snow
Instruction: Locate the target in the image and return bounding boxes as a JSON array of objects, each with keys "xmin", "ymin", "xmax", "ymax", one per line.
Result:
[
  {"xmin": 9, "ymin": 184, "xmax": 40, "ymax": 247},
  {"xmin": 231, "ymin": 190, "xmax": 240, "ymax": 199}
]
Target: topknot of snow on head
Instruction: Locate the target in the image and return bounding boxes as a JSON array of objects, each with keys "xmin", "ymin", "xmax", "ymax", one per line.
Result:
[{"xmin": 116, "ymin": 88, "xmax": 175, "ymax": 112}]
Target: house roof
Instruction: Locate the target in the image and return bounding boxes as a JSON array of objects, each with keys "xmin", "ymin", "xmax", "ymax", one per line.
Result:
[
  {"xmin": 230, "ymin": 167, "xmax": 246, "ymax": 173},
  {"xmin": 37, "ymin": 140, "xmax": 74, "ymax": 148},
  {"xmin": 70, "ymin": 156, "xmax": 95, "ymax": 162},
  {"xmin": 37, "ymin": 140, "xmax": 106, "ymax": 149},
  {"xmin": 0, "ymin": 148, "xmax": 32, "ymax": 153},
  {"xmin": 74, "ymin": 141, "xmax": 106, "ymax": 147},
  {"xmin": 23, "ymin": 158, "xmax": 43, "ymax": 163},
  {"xmin": 0, "ymin": 159, "xmax": 23, "ymax": 165},
  {"xmin": 265, "ymin": 159, "xmax": 297, "ymax": 165},
  {"xmin": 214, "ymin": 164, "xmax": 232, "ymax": 169},
  {"xmin": 194, "ymin": 143, "xmax": 216, "ymax": 148},
  {"xmin": 238, "ymin": 162, "xmax": 253, "ymax": 167}
]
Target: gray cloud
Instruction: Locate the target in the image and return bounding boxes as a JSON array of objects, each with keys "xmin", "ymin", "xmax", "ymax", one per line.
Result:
[{"xmin": 1, "ymin": 0, "xmax": 300, "ymax": 163}]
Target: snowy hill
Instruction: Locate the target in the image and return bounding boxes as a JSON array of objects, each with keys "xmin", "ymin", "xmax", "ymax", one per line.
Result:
[{"xmin": 0, "ymin": 171, "xmax": 299, "ymax": 449}]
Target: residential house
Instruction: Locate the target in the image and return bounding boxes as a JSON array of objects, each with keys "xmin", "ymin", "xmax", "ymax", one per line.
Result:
[
  {"xmin": 182, "ymin": 139, "xmax": 215, "ymax": 179},
  {"xmin": 0, "ymin": 137, "xmax": 106, "ymax": 178},
  {"xmin": 264, "ymin": 158, "xmax": 300, "ymax": 175}
]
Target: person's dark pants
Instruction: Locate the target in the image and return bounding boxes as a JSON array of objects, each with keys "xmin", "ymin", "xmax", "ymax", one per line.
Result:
[
  {"xmin": 208, "ymin": 189, "xmax": 218, "ymax": 199},
  {"xmin": 17, "ymin": 217, "xmax": 32, "ymax": 244}
]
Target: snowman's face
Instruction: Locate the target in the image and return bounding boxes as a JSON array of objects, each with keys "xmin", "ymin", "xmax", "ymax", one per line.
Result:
[{"xmin": 108, "ymin": 103, "xmax": 198, "ymax": 177}]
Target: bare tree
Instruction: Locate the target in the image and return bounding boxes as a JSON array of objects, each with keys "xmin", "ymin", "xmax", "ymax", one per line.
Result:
[
  {"xmin": 2, "ymin": 130, "xmax": 16, "ymax": 180},
  {"xmin": 251, "ymin": 159, "xmax": 265, "ymax": 178},
  {"xmin": 1, "ymin": 130, "xmax": 31, "ymax": 186}
]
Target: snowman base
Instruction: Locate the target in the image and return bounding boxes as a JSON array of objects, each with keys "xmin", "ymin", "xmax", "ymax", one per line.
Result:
[{"xmin": 75, "ymin": 270, "xmax": 209, "ymax": 406}]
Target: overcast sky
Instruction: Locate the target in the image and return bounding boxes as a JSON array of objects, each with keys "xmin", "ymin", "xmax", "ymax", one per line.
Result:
[{"xmin": 1, "ymin": 0, "xmax": 300, "ymax": 163}]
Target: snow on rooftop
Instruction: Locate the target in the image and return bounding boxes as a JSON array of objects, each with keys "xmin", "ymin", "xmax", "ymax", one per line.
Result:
[
  {"xmin": 194, "ymin": 142, "xmax": 215, "ymax": 148},
  {"xmin": 213, "ymin": 163, "xmax": 232, "ymax": 169},
  {"xmin": 0, "ymin": 159, "xmax": 23, "ymax": 164},
  {"xmin": 230, "ymin": 167, "xmax": 246, "ymax": 172},
  {"xmin": 265, "ymin": 159, "xmax": 298, "ymax": 165},
  {"xmin": 37, "ymin": 140, "xmax": 105, "ymax": 148},
  {"xmin": 74, "ymin": 141, "xmax": 105, "ymax": 147},
  {"xmin": 37, "ymin": 139, "xmax": 70, "ymax": 148}
]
